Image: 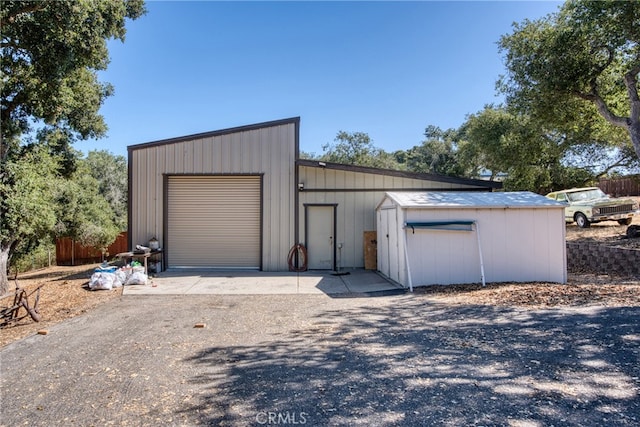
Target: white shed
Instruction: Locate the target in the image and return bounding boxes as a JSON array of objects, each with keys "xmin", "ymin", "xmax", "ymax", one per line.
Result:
[{"xmin": 376, "ymin": 191, "xmax": 567, "ymax": 289}]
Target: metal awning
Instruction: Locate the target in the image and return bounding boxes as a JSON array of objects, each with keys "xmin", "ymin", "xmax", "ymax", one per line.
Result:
[{"xmin": 405, "ymin": 220, "xmax": 474, "ymax": 232}]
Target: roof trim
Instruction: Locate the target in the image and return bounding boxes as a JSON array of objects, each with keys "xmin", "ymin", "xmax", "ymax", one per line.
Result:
[
  {"xmin": 381, "ymin": 191, "xmax": 566, "ymax": 209},
  {"xmin": 405, "ymin": 221, "xmax": 475, "ymax": 232},
  {"xmin": 297, "ymin": 158, "xmax": 502, "ymax": 189},
  {"xmin": 546, "ymin": 187, "xmax": 599, "ymax": 194},
  {"xmin": 128, "ymin": 117, "xmax": 301, "ymax": 152}
]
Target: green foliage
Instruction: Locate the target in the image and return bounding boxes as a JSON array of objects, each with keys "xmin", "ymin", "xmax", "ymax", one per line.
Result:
[
  {"xmin": 0, "ymin": 0, "xmax": 145, "ymax": 292},
  {"xmin": 10, "ymin": 242, "xmax": 54, "ymax": 275},
  {"xmin": 315, "ymin": 1, "xmax": 640, "ymax": 191},
  {"xmin": 299, "ymin": 150, "xmax": 319, "ymax": 160},
  {"xmin": 498, "ymin": 0, "xmax": 640, "ymax": 160},
  {"xmin": 85, "ymin": 150, "xmax": 128, "ymax": 230},
  {"xmin": 320, "ymin": 131, "xmax": 402, "ymax": 169},
  {"xmin": 459, "ymin": 105, "xmax": 636, "ymax": 193},
  {"xmin": 0, "ymin": 146, "xmax": 121, "ymax": 273},
  {"xmin": 53, "ymin": 159, "xmax": 120, "ymax": 251},
  {"xmin": 0, "ymin": 144, "xmax": 59, "ymax": 259},
  {"xmin": 396, "ymin": 126, "xmax": 467, "ymax": 177},
  {"xmin": 456, "ymin": 112, "xmax": 509, "ymax": 181},
  {"xmin": 462, "ymin": 106, "xmax": 556, "ymax": 192},
  {"xmin": 1, "ymin": 0, "xmax": 146, "ymax": 146}
]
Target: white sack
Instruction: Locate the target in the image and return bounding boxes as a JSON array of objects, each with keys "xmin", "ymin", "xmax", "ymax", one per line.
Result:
[
  {"xmin": 113, "ymin": 269, "xmax": 126, "ymax": 288},
  {"xmin": 89, "ymin": 272, "xmax": 115, "ymax": 290},
  {"xmin": 125, "ymin": 271, "xmax": 148, "ymax": 286}
]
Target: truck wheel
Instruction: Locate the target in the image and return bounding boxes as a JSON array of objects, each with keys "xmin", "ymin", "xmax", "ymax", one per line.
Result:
[
  {"xmin": 618, "ymin": 218, "xmax": 632, "ymax": 226},
  {"xmin": 575, "ymin": 213, "xmax": 591, "ymax": 228},
  {"xmin": 627, "ymin": 225, "xmax": 640, "ymax": 239}
]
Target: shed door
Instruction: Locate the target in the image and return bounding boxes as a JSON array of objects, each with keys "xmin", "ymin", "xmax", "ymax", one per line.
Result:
[
  {"xmin": 167, "ymin": 176, "xmax": 261, "ymax": 269},
  {"xmin": 378, "ymin": 209, "xmax": 391, "ymax": 278},
  {"xmin": 379, "ymin": 207, "xmax": 399, "ymax": 282},
  {"xmin": 388, "ymin": 209, "xmax": 400, "ymax": 283}
]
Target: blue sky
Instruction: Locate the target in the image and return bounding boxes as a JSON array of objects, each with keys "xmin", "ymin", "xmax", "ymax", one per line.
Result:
[{"xmin": 82, "ymin": 1, "xmax": 563, "ymax": 159}]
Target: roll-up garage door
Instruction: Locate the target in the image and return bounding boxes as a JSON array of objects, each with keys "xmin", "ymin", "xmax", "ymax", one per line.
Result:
[{"xmin": 167, "ymin": 176, "xmax": 261, "ymax": 268}]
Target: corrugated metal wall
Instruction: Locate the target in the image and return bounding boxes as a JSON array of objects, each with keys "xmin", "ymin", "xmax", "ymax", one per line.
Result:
[
  {"xmin": 129, "ymin": 120, "xmax": 297, "ymax": 271},
  {"xmin": 298, "ymin": 166, "xmax": 488, "ymax": 269},
  {"xmin": 166, "ymin": 176, "xmax": 261, "ymax": 268}
]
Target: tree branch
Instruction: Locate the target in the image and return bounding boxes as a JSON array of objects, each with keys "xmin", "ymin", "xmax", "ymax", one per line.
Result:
[
  {"xmin": 0, "ymin": 1, "xmax": 50, "ymax": 27},
  {"xmin": 591, "ymin": 45, "xmax": 615, "ymax": 76},
  {"xmin": 594, "ymin": 156, "xmax": 635, "ymax": 179},
  {"xmin": 1, "ymin": 92, "xmax": 25, "ymax": 125},
  {"xmin": 575, "ymin": 90, "xmax": 629, "ymax": 128}
]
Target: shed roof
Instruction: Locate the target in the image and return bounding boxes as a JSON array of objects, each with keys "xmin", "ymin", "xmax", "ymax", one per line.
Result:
[{"xmin": 380, "ymin": 191, "xmax": 566, "ymax": 209}]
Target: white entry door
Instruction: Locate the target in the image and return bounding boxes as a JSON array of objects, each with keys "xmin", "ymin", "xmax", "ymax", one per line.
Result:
[{"xmin": 306, "ymin": 205, "xmax": 335, "ymax": 270}]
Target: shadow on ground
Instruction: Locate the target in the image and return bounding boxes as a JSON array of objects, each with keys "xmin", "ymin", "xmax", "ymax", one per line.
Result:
[
  {"xmin": 7, "ymin": 266, "xmax": 95, "ymax": 284},
  {"xmin": 180, "ymin": 300, "xmax": 640, "ymax": 426}
]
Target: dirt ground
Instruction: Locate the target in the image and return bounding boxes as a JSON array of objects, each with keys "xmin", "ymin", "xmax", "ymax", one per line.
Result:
[
  {"xmin": 1, "ymin": 213, "xmax": 639, "ymax": 348},
  {"xmin": 565, "ymin": 207, "xmax": 640, "ymax": 249},
  {"xmin": 0, "ymin": 264, "xmax": 122, "ymax": 347}
]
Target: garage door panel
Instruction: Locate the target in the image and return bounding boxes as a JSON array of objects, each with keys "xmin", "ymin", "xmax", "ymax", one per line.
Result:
[{"xmin": 167, "ymin": 176, "xmax": 261, "ymax": 268}]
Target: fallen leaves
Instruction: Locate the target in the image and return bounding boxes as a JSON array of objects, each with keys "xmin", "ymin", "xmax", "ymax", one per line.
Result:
[
  {"xmin": 0, "ymin": 264, "xmax": 122, "ymax": 347},
  {"xmin": 414, "ymin": 278, "xmax": 640, "ymax": 308}
]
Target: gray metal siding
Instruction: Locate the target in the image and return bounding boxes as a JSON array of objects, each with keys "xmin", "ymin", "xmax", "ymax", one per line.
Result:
[
  {"xmin": 129, "ymin": 119, "xmax": 297, "ymax": 271},
  {"xmin": 298, "ymin": 166, "xmax": 489, "ymax": 269}
]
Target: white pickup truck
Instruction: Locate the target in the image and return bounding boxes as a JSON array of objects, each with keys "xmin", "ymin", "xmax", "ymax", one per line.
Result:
[{"xmin": 545, "ymin": 187, "xmax": 639, "ymax": 228}]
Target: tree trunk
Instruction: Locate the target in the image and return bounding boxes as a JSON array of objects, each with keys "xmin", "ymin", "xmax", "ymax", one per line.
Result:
[
  {"xmin": 0, "ymin": 243, "xmax": 13, "ymax": 296},
  {"xmin": 629, "ymin": 119, "xmax": 640, "ymax": 162}
]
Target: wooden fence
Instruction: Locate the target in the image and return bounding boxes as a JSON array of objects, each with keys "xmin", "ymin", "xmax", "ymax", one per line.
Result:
[
  {"xmin": 56, "ymin": 232, "xmax": 128, "ymax": 266},
  {"xmin": 598, "ymin": 175, "xmax": 640, "ymax": 197}
]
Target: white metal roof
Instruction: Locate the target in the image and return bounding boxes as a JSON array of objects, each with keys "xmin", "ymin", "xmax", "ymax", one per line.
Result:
[{"xmin": 380, "ymin": 191, "xmax": 566, "ymax": 209}]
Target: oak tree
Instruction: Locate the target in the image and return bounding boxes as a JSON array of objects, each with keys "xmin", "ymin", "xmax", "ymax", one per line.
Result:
[
  {"xmin": 498, "ymin": 0, "xmax": 640, "ymax": 161},
  {"xmin": 320, "ymin": 131, "xmax": 401, "ymax": 169},
  {"xmin": 396, "ymin": 126, "xmax": 467, "ymax": 177},
  {"xmin": 85, "ymin": 150, "xmax": 128, "ymax": 231},
  {"xmin": 0, "ymin": 0, "xmax": 145, "ymax": 293}
]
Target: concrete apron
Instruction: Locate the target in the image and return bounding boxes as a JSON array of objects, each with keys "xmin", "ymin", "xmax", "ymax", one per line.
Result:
[{"xmin": 122, "ymin": 269, "xmax": 405, "ymax": 296}]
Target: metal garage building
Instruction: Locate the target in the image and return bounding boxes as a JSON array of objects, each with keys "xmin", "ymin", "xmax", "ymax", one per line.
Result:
[
  {"xmin": 376, "ymin": 191, "xmax": 567, "ymax": 289},
  {"xmin": 128, "ymin": 117, "xmax": 501, "ymax": 272}
]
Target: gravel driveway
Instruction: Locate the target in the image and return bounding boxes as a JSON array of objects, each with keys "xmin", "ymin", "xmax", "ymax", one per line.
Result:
[{"xmin": 1, "ymin": 293, "xmax": 639, "ymax": 426}]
